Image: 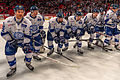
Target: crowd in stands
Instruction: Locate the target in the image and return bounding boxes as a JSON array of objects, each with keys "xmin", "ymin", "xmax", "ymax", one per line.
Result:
[{"xmin": 0, "ymin": 0, "xmax": 119, "ymax": 16}]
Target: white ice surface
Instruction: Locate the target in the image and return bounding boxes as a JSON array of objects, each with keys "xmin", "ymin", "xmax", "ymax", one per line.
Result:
[{"xmin": 0, "ymin": 20, "xmax": 120, "ymax": 80}]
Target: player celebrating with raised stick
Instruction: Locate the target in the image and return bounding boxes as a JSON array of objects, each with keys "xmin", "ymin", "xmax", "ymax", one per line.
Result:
[
  {"xmin": 25, "ymin": 5, "xmax": 46, "ymax": 61},
  {"xmin": 1, "ymin": 5, "xmax": 34, "ymax": 78}
]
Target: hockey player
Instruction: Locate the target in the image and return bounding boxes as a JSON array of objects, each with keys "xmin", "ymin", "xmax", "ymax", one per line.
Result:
[
  {"xmin": 84, "ymin": 8, "xmax": 99, "ymax": 49},
  {"xmin": 47, "ymin": 12, "xmax": 67, "ymax": 56},
  {"xmin": 25, "ymin": 5, "xmax": 46, "ymax": 61},
  {"xmin": 1, "ymin": 5, "xmax": 34, "ymax": 77},
  {"xmin": 95, "ymin": 8, "xmax": 105, "ymax": 45},
  {"xmin": 104, "ymin": 4, "xmax": 120, "ymax": 50},
  {"xmin": 116, "ymin": 10, "xmax": 120, "ymax": 34},
  {"xmin": 116, "ymin": 10, "xmax": 120, "ymax": 29},
  {"xmin": 65, "ymin": 11, "xmax": 85, "ymax": 55}
]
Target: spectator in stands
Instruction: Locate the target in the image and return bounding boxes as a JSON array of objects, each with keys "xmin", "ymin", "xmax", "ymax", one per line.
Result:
[{"xmin": 0, "ymin": 0, "xmax": 119, "ymax": 17}]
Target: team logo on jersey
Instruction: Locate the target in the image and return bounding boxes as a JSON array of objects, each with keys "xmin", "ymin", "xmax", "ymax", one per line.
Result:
[
  {"xmin": 14, "ymin": 32, "xmax": 24, "ymax": 39},
  {"xmin": 72, "ymin": 26, "xmax": 77, "ymax": 31},
  {"xmin": 30, "ymin": 25, "xmax": 38, "ymax": 31}
]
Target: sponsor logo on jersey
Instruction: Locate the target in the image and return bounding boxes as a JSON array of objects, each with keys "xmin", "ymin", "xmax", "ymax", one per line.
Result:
[
  {"xmin": 21, "ymin": 24, "xmax": 27, "ymax": 28},
  {"xmin": 8, "ymin": 24, "xmax": 15, "ymax": 27}
]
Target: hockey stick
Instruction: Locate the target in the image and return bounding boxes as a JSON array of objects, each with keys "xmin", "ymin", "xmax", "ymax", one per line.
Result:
[
  {"xmin": 95, "ymin": 32, "xmax": 111, "ymax": 38},
  {"xmin": 95, "ymin": 32, "xmax": 119, "ymax": 44},
  {"xmin": 29, "ymin": 42, "xmax": 79, "ymax": 68},
  {"xmin": 91, "ymin": 39, "xmax": 113, "ymax": 51},
  {"xmin": 68, "ymin": 39, "xmax": 100, "ymax": 42},
  {"xmin": 28, "ymin": 49, "xmax": 79, "ymax": 68},
  {"xmin": 33, "ymin": 40, "xmax": 75, "ymax": 63},
  {"xmin": 68, "ymin": 39, "xmax": 113, "ymax": 52},
  {"xmin": 95, "ymin": 32, "xmax": 120, "ymax": 50},
  {"xmin": 92, "ymin": 39, "xmax": 113, "ymax": 52},
  {"xmin": 44, "ymin": 45, "xmax": 75, "ymax": 63},
  {"xmin": 38, "ymin": 54, "xmax": 79, "ymax": 68}
]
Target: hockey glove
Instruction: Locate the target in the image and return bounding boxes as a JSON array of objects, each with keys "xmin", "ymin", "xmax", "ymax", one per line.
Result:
[
  {"xmin": 23, "ymin": 43, "xmax": 33, "ymax": 53},
  {"xmin": 59, "ymin": 36, "xmax": 65, "ymax": 43},
  {"xmin": 54, "ymin": 36, "xmax": 59, "ymax": 43},
  {"xmin": 69, "ymin": 32, "xmax": 74, "ymax": 38},
  {"xmin": 40, "ymin": 30, "xmax": 46, "ymax": 39}
]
